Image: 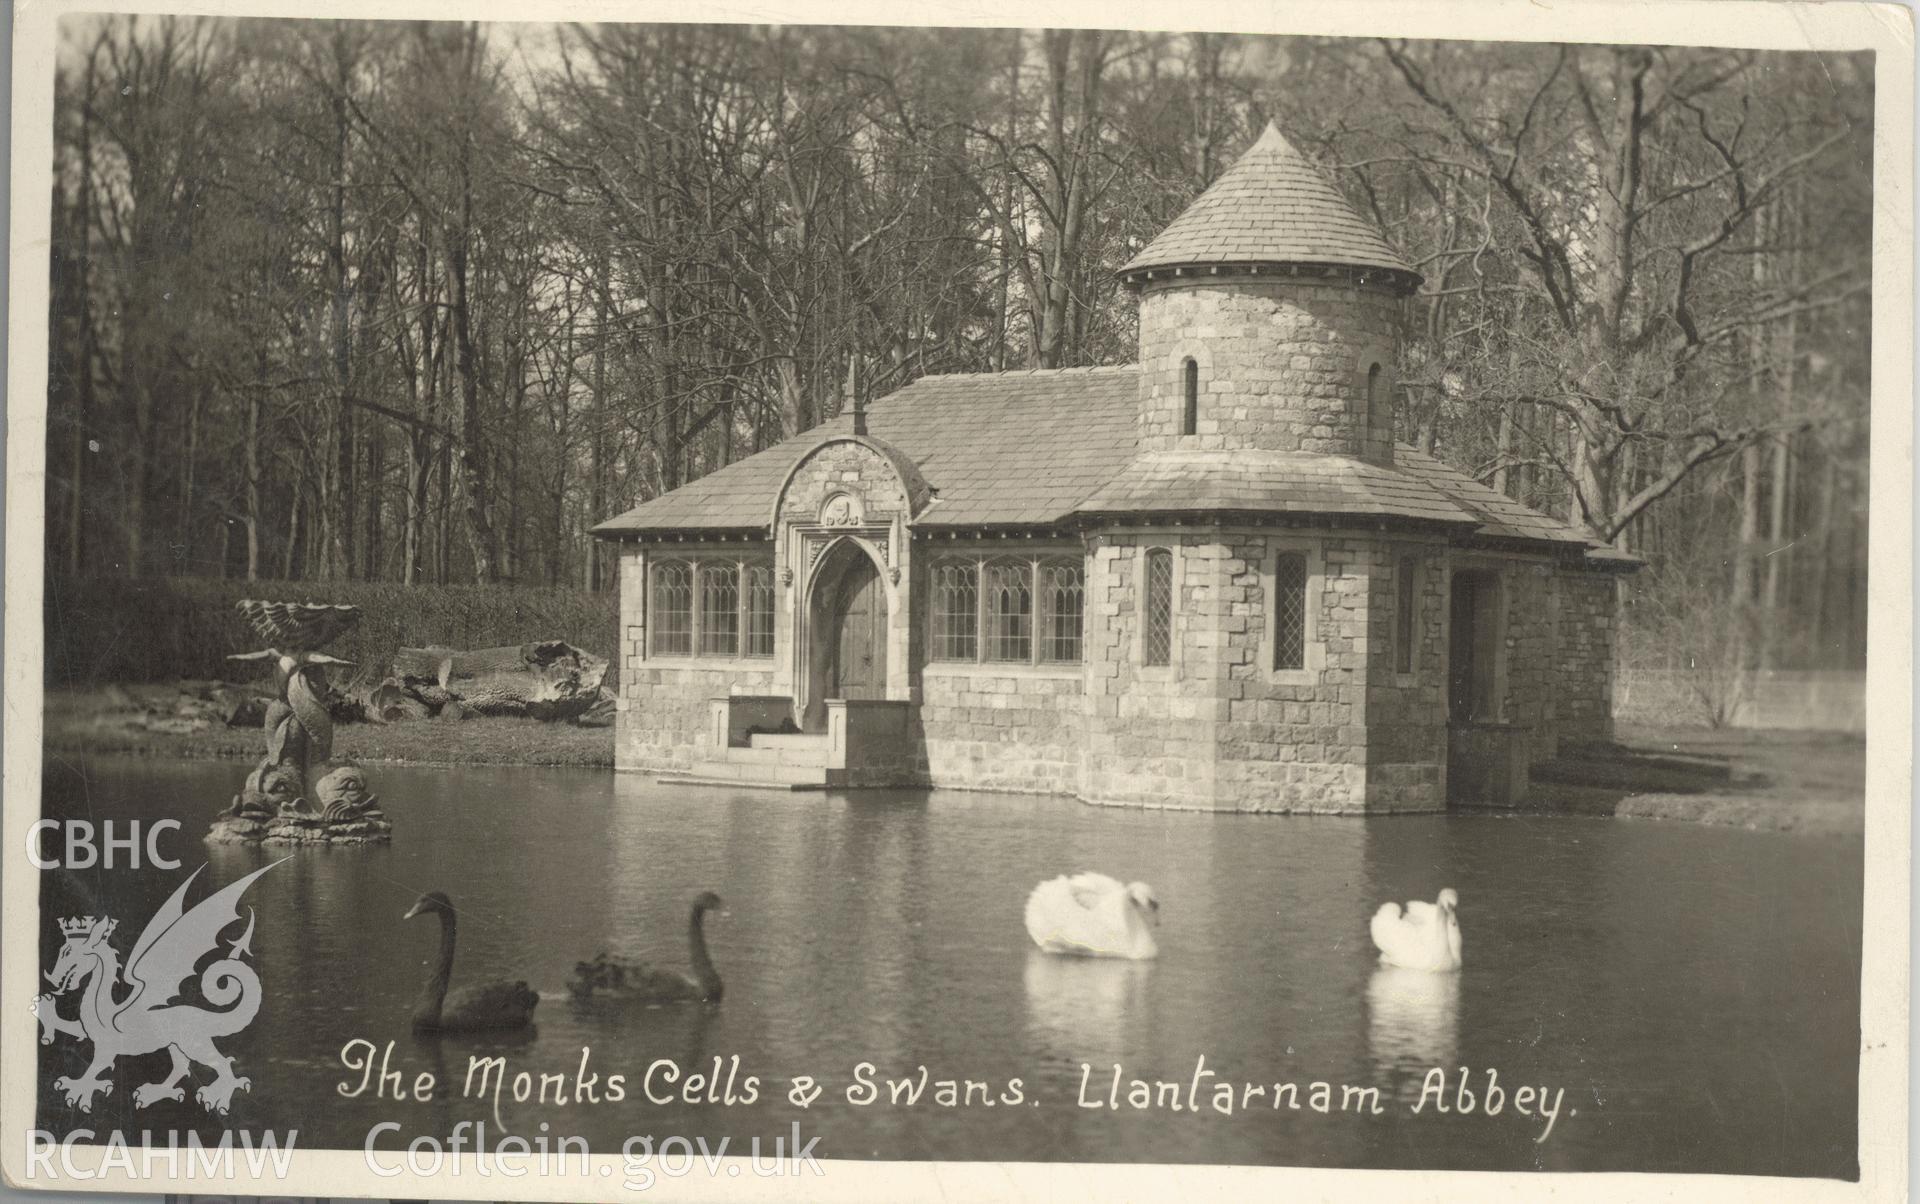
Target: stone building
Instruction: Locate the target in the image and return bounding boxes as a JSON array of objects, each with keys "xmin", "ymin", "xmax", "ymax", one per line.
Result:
[{"xmin": 592, "ymin": 125, "xmax": 1635, "ymax": 811}]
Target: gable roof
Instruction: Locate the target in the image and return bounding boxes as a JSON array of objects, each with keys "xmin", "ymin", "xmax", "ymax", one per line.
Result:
[
  {"xmin": 592, "ymin": 365, "xmax": 1609, "ymax": 558},
  {"xmin": 592, "ymin": 368, "xmax": 1139, "ymax": 534},
  {"xmin": 1121, "ymin": 124, "xmax": 1416, "ymax": 281}
]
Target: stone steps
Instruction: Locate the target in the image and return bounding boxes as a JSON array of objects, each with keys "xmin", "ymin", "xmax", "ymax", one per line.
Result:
[
  {"xmin": 668, "ymin": 729, "xmax": 845, "ymax": 790},
  {"xmin": 662, "ymin": 726, "xmax": 854, "ymax": 792},
  {"xmin": 687, "ymin": 758, "xmax": 836, "ymax": 785},
  {"xmin": 748, "ymin": 732, "xmax": 830, "ymax": 751},
  {"xmin": 654, "ymin": 774, "xmax": 833, "ymax": 792},
  {"xmin": 726, "ymin": 742, "xmax": 831, "ymax": 768}
]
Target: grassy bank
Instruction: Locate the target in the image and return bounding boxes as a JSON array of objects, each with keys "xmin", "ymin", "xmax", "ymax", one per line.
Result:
[
  {"xmin": 43, "ymin": 694, "xmax": 614, "ymax": 768},
  {"xmin": 1519, "ymin": 724, "xmax": 1864, "ymax": 836}
]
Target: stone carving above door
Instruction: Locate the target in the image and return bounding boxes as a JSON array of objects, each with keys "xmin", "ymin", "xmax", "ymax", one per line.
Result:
[{"xmin": 820, "ymin": 492, "xmax": 864, "ymax": 526}]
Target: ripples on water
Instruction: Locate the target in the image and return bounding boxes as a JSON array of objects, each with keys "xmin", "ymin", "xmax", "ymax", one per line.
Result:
[{"xmin": 37, "ymin": 756, "xmax": 1860, "ymax": 1176}]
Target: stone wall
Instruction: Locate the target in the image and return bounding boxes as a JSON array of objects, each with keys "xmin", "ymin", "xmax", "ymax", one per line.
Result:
[
  {"xmin": 1081, "ymin": 527, "xmax": 1388, "ymax": 812},
  {"xmin": 1550, "ymin": 570, "xmax": 1618, "ymax": 746},
  {"xmin": 908, "ymin": 539, "xmax": 1088, "ymax": 795},
  {"xmin": 1135, "ymin": 279, "xmax": 1403, "ymax": 464},
  {"xmin": 614, "ymin": 545, "xmax": 780, "ymax": 773},
  {"xmin": 1082, "ymin": 532, "xmax": 1221, "ymax": 807},
  {"xmin": 917, "ymin": 668, "xmax": 1084, "ymax": 795},
  {"xmin": 1496, "ymin": 559, "xmax": 1559, "ymax": 763},
  {"xmin": 1213, "ymin": 532, "xmax": 1375, "ymax": 811},
  {"xmin": 611, "ymin": 532, "xmax": 1630, "ymax": 802},
  {"xmin": 1360, "ymin": 539, "xmax": 1450, "ymax": 811}
]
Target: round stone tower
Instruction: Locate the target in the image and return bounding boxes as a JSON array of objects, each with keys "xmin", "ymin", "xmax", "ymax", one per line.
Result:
[{"xmin": 1120, "ymin": 124, "xmax": 1422, "ymax": 465}]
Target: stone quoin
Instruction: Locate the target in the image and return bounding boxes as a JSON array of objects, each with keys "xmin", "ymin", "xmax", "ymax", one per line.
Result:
[{"xmin": 592, "ymin": 123, "xmax": 1637, "ymax": 811}]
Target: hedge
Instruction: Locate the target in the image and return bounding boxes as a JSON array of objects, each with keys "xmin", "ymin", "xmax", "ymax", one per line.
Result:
[{"xmin": 44, "ymin": 576, "xmax": 619, "ymax": 688}]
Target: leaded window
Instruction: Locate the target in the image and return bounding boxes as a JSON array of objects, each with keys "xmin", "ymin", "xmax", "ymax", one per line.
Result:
[
  {"xmin": 649, "ymin": 554, "xmax": 773, "ymax": 659},
  {"xmin": 983, "ymin": 560, "xmax": 1033, "ymax": 662},
  {"xmin": 650, "ymin": 560, "xmax": 694, "ymax": 656},
  {"xmin": 1144, "ymin": 548, "xmax": 1174, "ymax": 667},
  {"xmin": 699, "ymin": 564, "xmax": 740, "ymax": 656},
  {"xmin": 931, "ymin": 561, "xmax": 979, "ymax": 662},
  {"xmin": 746, "ymin": 564, "xmax": 776, "ymax": 658},
  {"xmin": 1274, "ymin": 552, "xmax": 1307, "ymax": 671},
  {"xmin": 930, "ymin": 552, "xmax": 1084, "ymax": 665},
  {"xmin": 1040, "ymin": 558, "xmax": 1084, "ymax": 663}
]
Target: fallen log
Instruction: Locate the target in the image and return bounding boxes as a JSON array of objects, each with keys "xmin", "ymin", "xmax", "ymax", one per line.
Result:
[
  {"xmin": 363, "ymin": 678, "xmax": 431, "ymax": 724},
  {"xmin": 389, "ymin": 641, "xmax": 609, "ymax": 721}
]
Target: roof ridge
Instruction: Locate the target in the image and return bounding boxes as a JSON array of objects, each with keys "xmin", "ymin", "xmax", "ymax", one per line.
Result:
[{"xmin": 911, "ymin": 364, "xmax": 1140, "ymax": 380}]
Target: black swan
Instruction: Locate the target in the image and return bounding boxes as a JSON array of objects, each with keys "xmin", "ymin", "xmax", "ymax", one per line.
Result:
[
  {"xmin": 403, "ymin": 891, "xmax": 540, "ymax": 1031},
  {"xmin": 568, "ymin": 892, "xmax": 725, "ymax": 1004}
]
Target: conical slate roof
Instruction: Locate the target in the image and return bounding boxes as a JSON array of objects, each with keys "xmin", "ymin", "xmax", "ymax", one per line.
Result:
[{"xmin": 1121, "ymin": 123, "xmax": 1417, "ymax": 282}]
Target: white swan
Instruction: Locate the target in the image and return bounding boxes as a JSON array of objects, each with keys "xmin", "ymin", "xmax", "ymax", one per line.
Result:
[
  {"xmin": 1369, "ymin": 888, "xmax": 1462, "ymax": 972},
  {"xmin": 1024, "ymin": 873, "xmax": 1159, "ymax": 960}
]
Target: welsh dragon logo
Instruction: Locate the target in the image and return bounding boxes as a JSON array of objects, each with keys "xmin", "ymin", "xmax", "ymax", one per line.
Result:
[{"xmin": 33, "ymin": 859, "xmax": 285, "ymax": 1115}]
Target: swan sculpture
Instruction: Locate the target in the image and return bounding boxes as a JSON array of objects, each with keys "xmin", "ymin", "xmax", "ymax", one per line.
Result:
[
  {"xmin": 567, "ymin": 892, "xmax": 725, "ymax": 1004},
  {"xmin": 403, "ymin": 891, "xmax": 540, "ymax": 1031},
  {"xmin": 1024, "ymin": 873, "xmax": 1159, "ymax": 960},
  {"xmin": 1369, "ymin": 888, "xmax": 1463, "ymax": 972}
]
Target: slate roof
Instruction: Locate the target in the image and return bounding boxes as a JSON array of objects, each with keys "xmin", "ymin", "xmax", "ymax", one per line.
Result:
[
  {"xmin": 592, "ymin": 368, "xmax": 1139, "ymax": 533},
  {"xmin": 1071, "ymin": 449, "xmax": 1479, "ymax": 528},
  {"xmin": 1394, "ymin": 446, "xmax": 1592, "ymax": 547},
  {"xmin": 592, "ymin": 366, "xmax": 1608, "ymax": 558},
  {"xmin": 1121, "ymin": 124, "xmax": 1416, "ymax": 279}
]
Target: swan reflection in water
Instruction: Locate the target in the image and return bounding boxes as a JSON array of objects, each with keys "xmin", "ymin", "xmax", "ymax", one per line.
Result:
[
  {"xmin": 567, "ymin": 991, "xmax": 716, "ymax": 1071},
  {"xmin": 1365, "ymin": 965, "xmax": 1461, "ymax": 1102},
  {"xmin": 1022, "ymin": 950, "xmax": 1152, "ymax": 1065}
]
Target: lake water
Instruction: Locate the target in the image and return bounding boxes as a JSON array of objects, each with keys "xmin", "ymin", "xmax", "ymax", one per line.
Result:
[{"xmin": 37, "ymin": 756, "xmax": 1860, "ymax": 1177}]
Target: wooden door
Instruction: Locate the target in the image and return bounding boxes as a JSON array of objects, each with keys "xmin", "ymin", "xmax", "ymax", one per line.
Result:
[
  {"xmin": 1448, "ymin": 573, "xmax": 1478, "ymax": 722},
  {"xmin": 828, "ymin": 558, "xmax": 886, "ymax": 700}
]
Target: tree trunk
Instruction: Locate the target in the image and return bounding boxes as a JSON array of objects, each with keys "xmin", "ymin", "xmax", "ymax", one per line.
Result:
[
  {"xmin": 404, "ymin": 429, "xmax": 429, "ymax": 587},
  {"xmin": 1812, "ymin": 446, "xmax": 1838, "ymax": 645},
  {"xmin": 244, "ymin": 366, "xmax": 262, "ymax": 581},
  {"xmin": 123, "ymin": 322, "xmax": 150, "ymax": 578},
  {"xmin": 178, "ymin": 380, "xmax": 202, "ymax": 571},
  {"xmin": 437, "ymin": 341, "xmax": 455, "ymax": 585},
  {"xmin": 586, "ymin": 254, "xmax": 609, "ymax": 591},
  {"xmin": 1734, "ymin": 441, "xmax": 1762, "ymax": 605},
  {"xmin": 993, "ymin": 29, "xmax": 1019, "ymax": 373},
  {"xmin": 282, "ymin": 484, "xmax": 302, "ymax": 580},
  {"xmin": 505, "ymin": 340, "xmax": 526, "ymax": 580},
  {"xmin": 68, "ymin": 53, "xmax": 97, "ymax": 577},
  {"xmin": 446, "ymin": 42, "xmax": 499, "ymax": 586},
  {"xmin": 328, "ymin": 29, "xmax": 356, "ymax": 582},
  {"xmin": 1492, "ymin": 402, "xmax": 1514, "ymax": 497},
  {"xmin": 365, "ymin": 422, "xmax": 384, "ymax": 580}
]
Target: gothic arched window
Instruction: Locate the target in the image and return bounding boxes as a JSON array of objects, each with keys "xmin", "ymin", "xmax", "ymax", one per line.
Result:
[{"xmin": 1182, "ymin": 358, "xmax": 1200, "ymax": 437}]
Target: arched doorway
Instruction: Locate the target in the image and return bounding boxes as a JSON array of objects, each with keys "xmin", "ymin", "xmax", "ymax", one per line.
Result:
[{"xmin": 804, "ymin": 540, "xmax": 889, "ymax": 729}]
